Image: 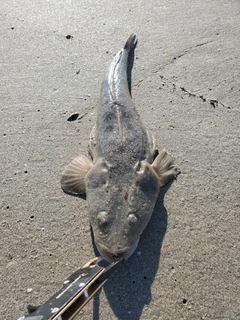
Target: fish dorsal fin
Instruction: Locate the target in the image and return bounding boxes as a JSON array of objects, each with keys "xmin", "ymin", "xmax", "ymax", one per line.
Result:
[{"xmin": 60, "ymin": 155, "xmax": 93, "ymax": 195}]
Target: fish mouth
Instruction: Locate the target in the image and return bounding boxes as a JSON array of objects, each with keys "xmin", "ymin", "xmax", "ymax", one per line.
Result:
[{"xmin": 95, "ymin": 241, "xmax": 138, "ymax": 262}]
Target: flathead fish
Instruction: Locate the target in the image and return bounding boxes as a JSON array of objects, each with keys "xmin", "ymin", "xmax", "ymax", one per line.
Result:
[{"xmin": 61, "ymin": 34, "xmax": 180, "ymax": 262}]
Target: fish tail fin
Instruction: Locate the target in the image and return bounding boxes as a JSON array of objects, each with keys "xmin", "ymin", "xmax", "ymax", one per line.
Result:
[{"xmin": 124, "ymin": 34, "xmax": 137, "ymax": 51}]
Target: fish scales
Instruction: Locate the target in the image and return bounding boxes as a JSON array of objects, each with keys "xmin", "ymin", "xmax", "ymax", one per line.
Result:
[{"xmin": 97, "ymin": 35, "xmax": 146, "ymax": 167}]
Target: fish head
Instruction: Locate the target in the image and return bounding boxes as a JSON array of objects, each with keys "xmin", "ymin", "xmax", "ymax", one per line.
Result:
[{"xmin": 85, "ymin": 159, "xmax": 160, "ymax": 262}]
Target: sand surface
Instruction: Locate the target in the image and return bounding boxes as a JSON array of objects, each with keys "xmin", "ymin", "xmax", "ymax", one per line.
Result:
[{"xmin": 1, "ymin": 1, "xmax": 239, "ymax": 319}]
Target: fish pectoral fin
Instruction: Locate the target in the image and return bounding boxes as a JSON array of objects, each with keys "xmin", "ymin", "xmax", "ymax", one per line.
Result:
[
  {"xmin": 151, "ymin": 150, "xmax": 180, "ymax": 187},
  {"xmin": 60, "ymin": 155, "xmax": 93, "ymax": 195}
]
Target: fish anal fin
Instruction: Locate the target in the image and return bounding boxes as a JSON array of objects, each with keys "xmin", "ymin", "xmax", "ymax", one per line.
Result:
[
  {"xmin": 60, "ymin": 155, "xmax": 93, "ymax": 195},
  {"xmin": 151, "ymin": 150, "xmax": 180, "ymax": 187}
]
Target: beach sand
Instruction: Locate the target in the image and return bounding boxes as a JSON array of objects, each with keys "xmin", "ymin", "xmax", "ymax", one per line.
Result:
[{"xmin": 1, "ymin": 1, "xmax": 239, "ymax": 319}]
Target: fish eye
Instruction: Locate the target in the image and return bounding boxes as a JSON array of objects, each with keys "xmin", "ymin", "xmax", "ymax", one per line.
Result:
[
  {"xmin": 97, "ymin": 211, "xmax": 109, "ymax": 227},
  {"xmin": 128, "ymin": 213, "xmax": 138, "ymax": 225},
  {"xmin": 100, "ymin": 160, "xmax": 109, "ymax": 173}
]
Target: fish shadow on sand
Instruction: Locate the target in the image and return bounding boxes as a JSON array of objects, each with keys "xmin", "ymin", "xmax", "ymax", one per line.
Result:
[
  {"xmin": 126, "ymin": 39, "xmax": 136, "ymax": 96},
  {"xmin": 91, "ymin": 179, "xmax": 175, "ymax": 320}
]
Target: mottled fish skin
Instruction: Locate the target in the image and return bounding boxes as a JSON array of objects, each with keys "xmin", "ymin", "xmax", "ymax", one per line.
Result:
[
  {"xmin": 90, "ymin": 34, "xmax": 152, "ymax": 167},
  {"xmin": 61, "ymin": 35, "xmax": 180, "ymax": 262}
]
